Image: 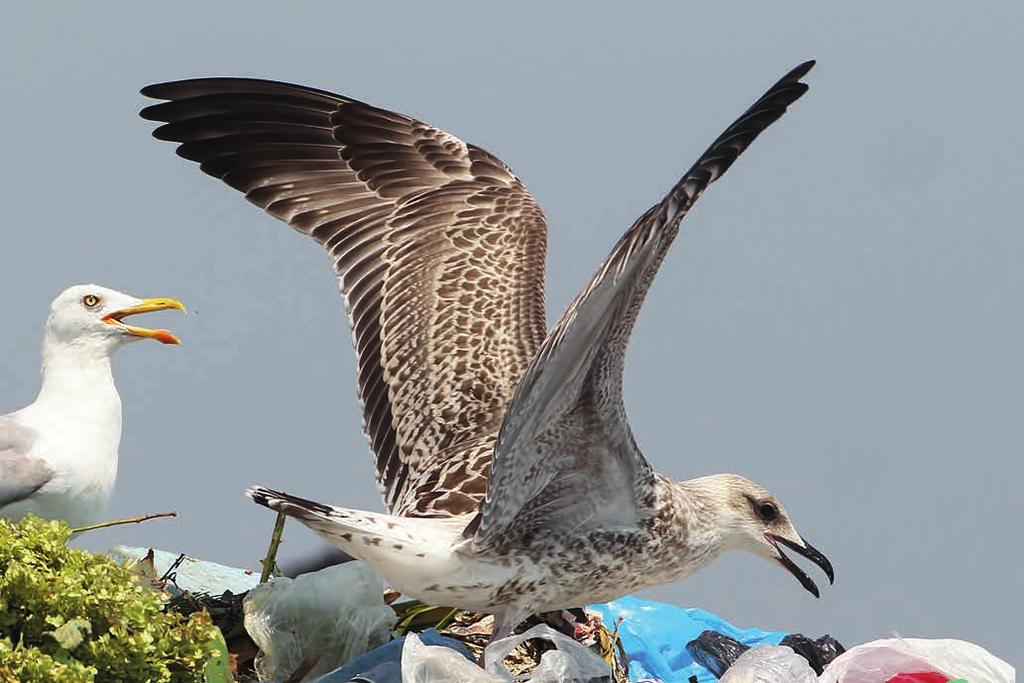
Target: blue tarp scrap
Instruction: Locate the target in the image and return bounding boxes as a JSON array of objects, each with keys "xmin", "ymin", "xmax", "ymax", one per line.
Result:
[{"xmin": 588, "ymin": 596, "xmax": 786, "ymax": 682}]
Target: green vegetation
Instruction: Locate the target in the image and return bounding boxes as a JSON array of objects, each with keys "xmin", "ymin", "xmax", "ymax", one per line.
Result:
[{"xmin": 0, "ymin": 516, "xmax": 224, "ymax": 682}]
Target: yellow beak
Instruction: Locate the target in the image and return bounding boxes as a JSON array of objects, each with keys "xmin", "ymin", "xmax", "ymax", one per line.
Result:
[{"xmin": 102, "ymin": 298, "xmax": 186, "ymax": 345}]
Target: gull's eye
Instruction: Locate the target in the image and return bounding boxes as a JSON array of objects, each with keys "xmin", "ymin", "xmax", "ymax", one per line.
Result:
[
  {"xmin": 757, "ymin": 501, "xmax": 779, "ymax": 522},
  {"xmin": 82, "ymin": 294, "xmax": 101, "ymax": 309}
]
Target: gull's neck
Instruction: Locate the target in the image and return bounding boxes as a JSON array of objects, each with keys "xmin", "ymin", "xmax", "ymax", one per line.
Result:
[
  {"xmin": 669, "ymin": 477, "xmax": 733, "ymax": 566},
  {"xmin": 34, "ymin": 330, "xmax": 121, "ymax": 417}
]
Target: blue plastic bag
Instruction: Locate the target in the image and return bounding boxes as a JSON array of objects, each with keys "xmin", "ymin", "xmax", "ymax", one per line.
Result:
[{"xmin": 588, "ymin": 597, "xmax": 786, "ymax": 682}]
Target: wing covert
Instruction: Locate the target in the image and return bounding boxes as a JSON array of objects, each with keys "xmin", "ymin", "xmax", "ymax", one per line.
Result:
[
  {"xmin": 142, "ymin": 79, "xmax": 548, "ymax": 514},
  {"xmin": 474, "ymin": 62, "xmax": 815, "ymax": 547}
]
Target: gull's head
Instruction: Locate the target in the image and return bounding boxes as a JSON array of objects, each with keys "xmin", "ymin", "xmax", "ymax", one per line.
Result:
[
  {"xmin": 684, "ymin": 473, "xmax": 834, "ymax": 598},
  {"xmin": 46, "ymin": 284, "xmax": 185, "ymax": 352}
]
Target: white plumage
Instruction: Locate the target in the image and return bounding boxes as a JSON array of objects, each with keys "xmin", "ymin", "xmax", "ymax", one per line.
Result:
[{"xmin": 1, "ymin": 284, "xmax": 184, "ymax": 527}]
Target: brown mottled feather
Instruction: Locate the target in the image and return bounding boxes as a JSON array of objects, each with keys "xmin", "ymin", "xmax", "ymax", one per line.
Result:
[
  {"xmin": 143, "ymin": 62, "xmax": 813, "ymax": 532},
  {"xmin": 474, "ymin": 61, "xmax": 815, "ymax": 548},
  {"xmin": 141, "ymin": 80, "xmax": 546, "ymax": 515}
]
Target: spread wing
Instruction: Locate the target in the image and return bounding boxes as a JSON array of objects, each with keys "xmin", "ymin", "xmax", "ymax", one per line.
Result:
[
  {"xmin": 141, "ymin": 80, "xmax": 548, "ymax": 514},
  {"xmin": 0, "ymin": 416, "xmax": 52, "ymax": 508},
  {"xmin": 472, "ymin": 62, "xmax": 815, "ymax": 548}
]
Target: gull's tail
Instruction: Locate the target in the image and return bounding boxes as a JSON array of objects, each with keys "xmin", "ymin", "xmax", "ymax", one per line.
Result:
[{"xmin": 246, "ymin": 486, "xmax": 466, "ymax": 579}]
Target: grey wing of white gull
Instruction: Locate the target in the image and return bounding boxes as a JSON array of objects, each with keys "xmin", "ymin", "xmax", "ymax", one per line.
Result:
[
  {"xmin": 140, "ymin": 80, "xmax": 548, "ymax": 516},
  {"xmin": 0, "ymin": 415, "xmax": 52, "ymax": 508},
  {"xmin": 472, "ymin": 61, "xmax": 816, "ymax": 549}
]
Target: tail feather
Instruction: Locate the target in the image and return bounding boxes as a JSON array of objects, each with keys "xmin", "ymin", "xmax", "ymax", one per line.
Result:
[
  {"xmin": 247, "ymin": 485, "xmax": 340, "ymax": 522},
  {"xmin": 246, "ymin": 485, "xmax": 490, "ymax": 607},
  {"xmin": 246, "ymin": 485, "xmax": 464, "ymax": 559}
]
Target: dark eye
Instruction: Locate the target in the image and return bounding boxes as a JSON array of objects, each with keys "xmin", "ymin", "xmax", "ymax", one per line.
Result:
[
  {"xmin": 82, "ymin": 294, "xmax": 101, "ymax": 308},
  {"xmin": 757, "ymin": 502, "xmax": 779, "ymax": 521}
]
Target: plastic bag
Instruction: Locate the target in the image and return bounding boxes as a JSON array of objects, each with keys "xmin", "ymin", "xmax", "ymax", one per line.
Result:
[
  {"xmin": 820, "ymin": 637, "xmax": 1014, "ymax": 683},
  {"xmin": 314, "ymin": 630, "xmax": 475, "ymax": 682},
  {"xmin": 402, "ymin": 632, "xmax": 507, "ymax": 683},
  {"xmin": 719, "ymin": 645, "xmax": 818, "ymax": 683},
  {"xmin": 590, "ymin": 596, "xmax": 785, "ymax": 682},
  {"xmin": 686, "ymin": 631, "xmax": 750, "ymax": 678},
  {"xmin": 243, "ymin": 562, "xmax": 396, "ymax": 682},
  {"xmin": 779, "ymin": 634, "xmax": 845, "ymax": 674},
  {"xmin": 485, "ymin": 624, "xmax": 612, "ymax": 683}
]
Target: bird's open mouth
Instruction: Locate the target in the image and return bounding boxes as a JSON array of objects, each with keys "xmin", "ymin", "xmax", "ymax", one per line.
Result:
[
  {"xmin": 102, "ymin": 298, "xmax": 186, "ymax": 344},
  {"xmin": 766, "ymin": 532, "xmax": 834, "ymax": 598}
]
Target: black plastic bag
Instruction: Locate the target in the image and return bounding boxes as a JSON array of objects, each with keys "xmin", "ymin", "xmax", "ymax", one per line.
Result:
[
  {"xmin": 685, "ymin": 630, "xmax": 750, "ymax": 678},
  {"xmin": 687, "ymin": 630, "xmax": 846, "ymax": 679},
  {"xmin": 779, "ymin": 634, "xmax": 846, "ymax": 674}
]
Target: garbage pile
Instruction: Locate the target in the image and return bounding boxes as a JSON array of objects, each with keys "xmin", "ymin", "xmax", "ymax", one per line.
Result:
[{"xmin": 111, "ymin": 548, "xmax": 1014, "ymax": 683}]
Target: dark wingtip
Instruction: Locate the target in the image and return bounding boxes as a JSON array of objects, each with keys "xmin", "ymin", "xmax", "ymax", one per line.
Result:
[
  {"xmin": 246, "ymin": 485, "xmax": 279, "ymax": 509},
  {"xmin": 777, "ymin": 60, "xmax": 816, "ymax": 87},
  {"xmin": 138, "ymin": 103, "xmax": 162, "ymax": 123}
]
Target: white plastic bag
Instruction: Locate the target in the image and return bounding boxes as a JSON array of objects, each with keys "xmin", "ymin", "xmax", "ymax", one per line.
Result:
[
  {"xmin": 820, "ymin": 637, "xmax": 1014, "ymax": 683},
  {"xmin": 402, "ymin": 632, "xmax": 507, "ymax": 683},
  {"xmin": 243, "ymin": 562, "xmax": 396, "ymax": 682},
  {"xmin": 718, "ymin": 645, "xmax": 818, "ymax": 683},
  {"xmin": 484, "ymin": 624, "xmax": 612, "ymax": 683}
]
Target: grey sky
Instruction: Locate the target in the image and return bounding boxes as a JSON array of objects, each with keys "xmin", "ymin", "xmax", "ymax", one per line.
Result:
[{"xmin": 1, "ymin": 0, "xmax": 1020, "ymax": 662}]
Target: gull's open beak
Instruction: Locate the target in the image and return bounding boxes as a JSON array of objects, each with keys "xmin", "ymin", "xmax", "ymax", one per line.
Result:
[
  {"xmin": 765, "ymin": 532, "xmax": 834, "ymax": 598},
  {"xmin": 102, "ymin": 298, "xmax": 186, "ymax": 345}
]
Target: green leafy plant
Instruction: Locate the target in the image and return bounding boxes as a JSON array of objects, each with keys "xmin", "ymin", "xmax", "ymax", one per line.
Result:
[{"xmin": 0, "ymin": 516, "xmax": 224, "ymax": 682}]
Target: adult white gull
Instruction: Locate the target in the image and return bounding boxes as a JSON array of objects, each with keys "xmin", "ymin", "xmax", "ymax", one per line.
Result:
[
  {"xmin": 1, "ymin": 285, "xmax": 184, "ymax": 527},
  {"xmin": 142, "ymin": 61, "xmax": 832, "ymax": 641}
]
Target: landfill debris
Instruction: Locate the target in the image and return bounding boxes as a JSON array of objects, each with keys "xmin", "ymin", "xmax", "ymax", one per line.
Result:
[
  {"xmin": 432, "ymin": 608, "xmax": 628, "ymax": 681},
  {"xmin": 319, "ymin": 621, "xmax": 613, "ymax": 683},
  {"xmin": 820, "ymin": 637, "xmax": 1014, "ymax": 683},
  {"xmin": 485, "ymin": 623, "xmax": 613, "ymax": 683},
  {"xmin": 590, "ymin": 597, "xmax": 785, "ymax": 682},
  {"xmin": 313, "ymin": 630, "xmax": 476, "ymax": 683},
  {"xmin": 244, "ymin": 562, "xmax": 396, "ymax": 682},
  {"xmin": 104, "ymin": 547, "xmax": 1013, "ymax": 683},
  {"xmin": 778, "ymin": 634, "xmax": 845, "ymax": 674},
  {"xmin": 403, "ymin": 631, "xmax": 508, "ymax": 683},
  {"xmin": 110, "ymin": 545, "xmax": 260, "ymax": 595},
  {"xmin": 686, "ymin": 630, "xmax": 846, "ymax": 678},
  {"xmin": 718, "ymin": 645, "xmax": 818, "ymax": 683},
  {"xmin": 686, "ymin": 631, "xmax": 751, "ymax": 678}
]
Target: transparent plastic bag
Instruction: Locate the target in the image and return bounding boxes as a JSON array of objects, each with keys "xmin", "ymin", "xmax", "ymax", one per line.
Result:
[
  {"xmin": 719, "ymin": 645, "xmax": 818, "ymax": 683},
  {"xmin": 243, "ymin": 562, "xmax": 396, "ymax": 682},
  {"xmin": 315, "ymin": 630, "xmax": 473, "ymax": 682},
  {"xmin": 484, "ymin": 624, "xmax": 612, "ymax": 683},
  {"xmin": 820, "ymin": 637, "xmax": 1014, "ymax": 683},
  {"xmin": 402, "ymin": 632, "xmax": 507, "ymax": 683}
]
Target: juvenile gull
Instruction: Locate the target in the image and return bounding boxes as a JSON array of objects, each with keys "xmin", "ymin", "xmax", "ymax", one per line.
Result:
[
  {"xmin": 1, "ymin": 285, "xmax": 184, "ymax": 527},
  {"xmin": 142, "ymin": 61, "xmax": 832, "ymax": 638}
]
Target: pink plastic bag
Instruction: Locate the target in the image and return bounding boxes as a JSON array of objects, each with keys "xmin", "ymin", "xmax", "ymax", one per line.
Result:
[{"xmin": 820, "ymin": 638, "xmax": 1013, "ymax": 683}]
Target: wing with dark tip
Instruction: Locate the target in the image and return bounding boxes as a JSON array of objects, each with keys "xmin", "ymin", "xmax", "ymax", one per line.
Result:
[
  {"xmin": 141, "ymin": 80, "xmax": 548, "ymax": 515},
  {"xmin": 474, "ymin": 62, "xmax": 816, "ymax": 548}
]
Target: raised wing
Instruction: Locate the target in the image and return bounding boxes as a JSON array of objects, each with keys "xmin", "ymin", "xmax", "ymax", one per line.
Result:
[
  {"xmin": 141, "ymin": 80, "xmax": 548, "ymax": 514},
  {"xmin": 473, "ymin": 61, "xmax": 815, "ymax": 548},
  {"xmin": 0, "ymin": 416, "xmax": 51, "ymax": 508}
]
